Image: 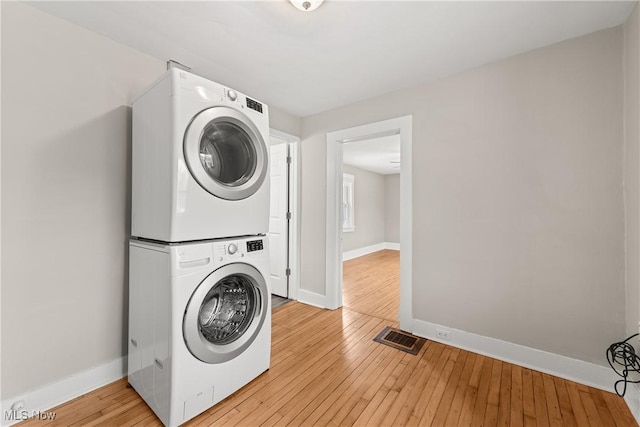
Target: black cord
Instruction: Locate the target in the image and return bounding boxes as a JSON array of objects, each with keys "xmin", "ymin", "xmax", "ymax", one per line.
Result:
[{"xmin": 607, "ymin": 333, "xmax": 640, "ymax": 397}]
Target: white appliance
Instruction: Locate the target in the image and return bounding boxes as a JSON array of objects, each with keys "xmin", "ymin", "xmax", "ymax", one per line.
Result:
[
  {"xmin": 128, "ymin": 236, "xmax": 271, "ymax": 427},
  {"xmin": 131, "ymin": 68, "xmax": 270, "ymax": 242}
]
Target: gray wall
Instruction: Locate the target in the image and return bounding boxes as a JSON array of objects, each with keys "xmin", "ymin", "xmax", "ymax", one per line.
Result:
[
  {"xmin": 625, "ymin": 3, "xmax": 640, "ymax": 339},
  {"xmin": 300, "ymin": 26, "xmax": 625, "ymax": 365},
  {"xmin": 384, "ymin": 174, "xmax": 400, "ymax": 244},
  {"xmin": 0, "ymin": 3, "xmax": 300, "ymax": 399},
  {"xmin": 341, "ymin": 165, "xmax": 385, "ymax": 252},
  {"xmin": 1, "ymin": 2, "xmax": 163, "ymax": 399},
  {"xmin": 270, "ymin": 107, "xmax": 301, "ymax": 138}
]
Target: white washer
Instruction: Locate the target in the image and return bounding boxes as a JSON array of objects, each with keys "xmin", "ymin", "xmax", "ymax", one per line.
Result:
[
  {"xmin": 128, "ymin": 236, "xmax": 271, "ymax": 427},
  {"xmin": 131, "ymin": 68, "xmax": 270, "ymax": 242}
]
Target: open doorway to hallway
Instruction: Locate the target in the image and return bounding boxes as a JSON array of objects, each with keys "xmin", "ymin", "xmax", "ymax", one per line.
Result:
[
  {"xmin": 341, "ymin": 135, "xmax": 401, "ymax": 321},
  {"xmin": 325, "ymin": 115, "xmax": 412, "ymax": 329}
]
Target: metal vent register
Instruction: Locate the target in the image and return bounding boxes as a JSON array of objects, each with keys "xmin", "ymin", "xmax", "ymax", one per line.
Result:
[{"xmin": 373, "ymin": 326, "xmax": 426, "ymax": 355}]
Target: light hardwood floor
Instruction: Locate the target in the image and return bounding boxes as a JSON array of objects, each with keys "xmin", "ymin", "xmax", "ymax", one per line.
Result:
[
  {"xmin": 343, "ymin": 249, "xmax": 400, "ymax": 321},
  {"xmin": 17, "ymin": 251, "xmax": 637, "ymax": 426}
]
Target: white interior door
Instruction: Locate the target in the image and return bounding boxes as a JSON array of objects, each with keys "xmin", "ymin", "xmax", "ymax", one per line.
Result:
[{"xmin": 268, "ymin": 142, "xmax": 289, "ymax": 297}]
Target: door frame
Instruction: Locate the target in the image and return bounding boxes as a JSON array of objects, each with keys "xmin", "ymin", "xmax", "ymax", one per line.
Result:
[
  {"xmin": 325, "ymin": 115, "xmax": 413, "ymax": 331},
  {"xmin": 269, "ymin": 129, "xmax": 301, "ymax": 301}
]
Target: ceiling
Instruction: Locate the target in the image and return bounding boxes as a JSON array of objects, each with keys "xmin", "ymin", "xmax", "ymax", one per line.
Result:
[
  {"xmin": 343, "ymin": 134, "xmax": 400, "ymax": 175},
  {"xmin": 28, "ymin": 1, "xmax": 635, "ymax": 117}
]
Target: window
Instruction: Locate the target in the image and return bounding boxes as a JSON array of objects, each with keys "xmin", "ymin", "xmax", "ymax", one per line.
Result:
[{"xmin": 342, "ymin": 173, "xmax": 355, "ymax": 232}]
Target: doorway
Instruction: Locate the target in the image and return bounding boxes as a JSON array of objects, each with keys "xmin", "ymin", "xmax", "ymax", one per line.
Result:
[
  {"xmin": 325, "ymin": 116, "xmax": 413, "ymax": 331},
  {"xmin": 341, "ymin": 135, "xmax": 401, "ymax": 321},
  {"xmin": 268, "ymin": 129, "xmax": 300, "ymax": 301}
]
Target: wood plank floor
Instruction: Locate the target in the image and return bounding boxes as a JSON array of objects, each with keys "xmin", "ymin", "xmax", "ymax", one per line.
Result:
[
  {"xmin": 17, "ymin": 250, "xmax": 636, "ymax": 426},
  {"xmin": 343, "ymin": 249, "xmax": 400, "ymax": 322}
]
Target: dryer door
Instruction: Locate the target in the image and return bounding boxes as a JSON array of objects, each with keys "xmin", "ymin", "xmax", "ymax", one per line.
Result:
[
  {"xmin": 183, "ymin": 263, "xmax": 268, "ymax": 364},
  {"xmin": 184, "ymin": 106, "xmax": 268, "ymax": 201}
]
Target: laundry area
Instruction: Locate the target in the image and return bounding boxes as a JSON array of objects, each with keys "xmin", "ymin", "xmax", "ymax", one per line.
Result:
[
  {"xmin": 2, "ymin": 1, "xmax": 640, "ymax": 426},
  {"xmin": 126, "ymin": 68, "xmax": 273, "ymax": 426}
]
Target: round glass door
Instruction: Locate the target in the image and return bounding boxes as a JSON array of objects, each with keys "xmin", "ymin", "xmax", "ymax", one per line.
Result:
[
  {"xmin": 183, "ymin": 263, "xmax": 268, "ymax": 364},
  {"xmin": 184, "ymin": 106, "xmax": 268, "ymax": 201}
]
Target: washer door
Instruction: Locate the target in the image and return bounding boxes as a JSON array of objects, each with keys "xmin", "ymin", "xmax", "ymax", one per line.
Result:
[
  {"xmin": 184, "ymin": 106, "xmax": 268, "ymax": 201},
  {"xmin": 183, "ymin": 263, "xmax": 268, "ymax": 364}
]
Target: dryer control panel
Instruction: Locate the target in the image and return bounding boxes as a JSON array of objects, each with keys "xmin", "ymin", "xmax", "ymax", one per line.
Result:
[{"xmin": 246, "ymin": 98, "xmax": 263, "ymax": 114}]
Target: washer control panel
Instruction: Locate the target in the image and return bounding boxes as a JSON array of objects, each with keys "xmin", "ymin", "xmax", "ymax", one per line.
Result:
[
  {"xmin": 213, "ymin": 238, "xmax": 264, "ymax": 262},
  {"xmin": 246, "ymin": 239, "xmax": 264, "ymax": 252},
  {"xmin": 227, "ymin": 243, "xmax": 238, "ymax": 255}
]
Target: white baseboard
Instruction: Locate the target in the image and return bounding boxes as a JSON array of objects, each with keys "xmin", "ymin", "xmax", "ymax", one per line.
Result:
[
  {"xmin": 625, "ymin": 383, "xmax": 640, "ymax": 424},
  {"xmin": 296, "ymin": 289, "xmax": 327, "ymax": 309},
  {"xmin": 385, "ymin": 242, "xmax": 400, "ymax": 251},
  {"xmin": 412, "ymin": 319, "xmax": 618, "ymax": 393},
  {"xmin": 342, "ymin": 242, "xmax": 399, "ymax": 261},
  {"xmin": 1, "ymin": 357, "xmax": 126, "ymax": 427}
]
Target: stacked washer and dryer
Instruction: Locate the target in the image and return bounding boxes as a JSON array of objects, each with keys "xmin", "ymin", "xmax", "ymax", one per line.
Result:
[{"xmin": 128, "ymin": 68, "xmax": 272, "ymax": 427}]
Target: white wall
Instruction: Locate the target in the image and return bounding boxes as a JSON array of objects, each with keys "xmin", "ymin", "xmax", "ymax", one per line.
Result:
[
  {"xmin": 384, "ymin": 173, "xmax": 400, "ymax": 244},
  {"xmin": 341, "ymin": 165, "xmax": 385, "ymax": 252},
  {"xmin": 300, "ymin": 26, "xmax": 625, "ymax": 366},
  {"xmin": 0, "ymin": 2, "xmax": 300, "ymax": 400}
]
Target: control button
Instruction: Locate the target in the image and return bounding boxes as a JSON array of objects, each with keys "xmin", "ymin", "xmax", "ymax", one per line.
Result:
[
  {"xmin": 219, "ymin": 257, "xmax": 224, "ymax": 261},
  {"xmin": 227, "ymin": 89, "xmax": 237, "ymax": 101},
  {"xmin": 228, "ymin": 243, "xmax": 238, "ymax": 255}
]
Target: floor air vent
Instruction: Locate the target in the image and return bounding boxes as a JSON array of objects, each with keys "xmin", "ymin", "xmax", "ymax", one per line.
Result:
[{"xmin": 374, "ymin": 326, "xmax": 426, "ymax": 355}]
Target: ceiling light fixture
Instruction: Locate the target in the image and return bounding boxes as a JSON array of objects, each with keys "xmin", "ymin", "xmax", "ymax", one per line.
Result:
[{"xmin": 289, "ymin": 0, "xmax": 324, "ymax": 12}]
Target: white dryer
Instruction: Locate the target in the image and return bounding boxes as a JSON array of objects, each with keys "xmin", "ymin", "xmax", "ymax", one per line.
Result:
[
  {"xmin": 128, "ymin": 236, "xmax": 271, "ymax": 427},
  {"xmin": 131, "ymin": 69, "xmax": 270, "ymax": 242}
]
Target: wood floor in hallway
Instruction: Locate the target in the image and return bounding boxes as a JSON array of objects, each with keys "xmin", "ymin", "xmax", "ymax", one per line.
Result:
[
  {"xmin": 17, "ymin": 298, "xmax": 637, "ymax": 426},
  {"xmin": 343, "ymin": 249, "xmax": 400, "ymax": 322}
]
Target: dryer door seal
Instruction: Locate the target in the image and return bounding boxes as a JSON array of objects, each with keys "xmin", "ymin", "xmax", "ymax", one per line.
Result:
[
  {"xmin": 184, "ymin": 106, "xmax": 268, "ymax": 201},
  {"xmin": 183, "ymin": 263, "xmax": 268, "ymax": 364}
]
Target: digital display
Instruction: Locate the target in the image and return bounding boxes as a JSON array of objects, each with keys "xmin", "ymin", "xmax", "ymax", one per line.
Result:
[
  {"xmin": 246, "ymin": 240, "xmax": 264, "ymax": 252},
  {"xmin": 246, "ymin": 98, "xmax": 263, "ymax": 113}
]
